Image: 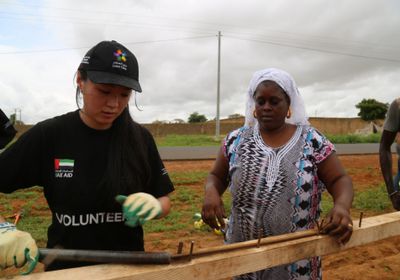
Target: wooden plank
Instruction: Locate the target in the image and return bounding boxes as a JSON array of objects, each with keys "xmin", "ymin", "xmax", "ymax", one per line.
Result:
[{"xmin": 11, "ymin": 212, "xmax": 400, "ymax": 280}]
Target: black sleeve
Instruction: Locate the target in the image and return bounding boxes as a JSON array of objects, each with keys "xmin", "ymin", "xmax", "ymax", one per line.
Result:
[
  {"xmin": 0, "ymin": 123, "xmax": 45, "ymax": 193},
  {"xmin": 0, "ymin": 109, "xmax": 17, "ymax": 149},
  {"xmin": 143, "ymin": 128, "xmax": 174, "ymax": 198}
]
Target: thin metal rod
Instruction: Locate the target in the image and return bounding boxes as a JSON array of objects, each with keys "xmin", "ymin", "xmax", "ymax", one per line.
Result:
[
  {"xmin": 38, "ymin": 248, "xmax": 171, "ymax": 264},
  {"xmin": 189, "ymin": 241, "xmax": 195, "ymax": 261},
  {"xmin": 359, "ymin": 212, "xmax": 364, "ymax": 228},
  {"xmin": 257, "ymin": 228, "xmax": 263, "ymax": 248},
  {"xmin": 177, "ymin": 241, "xmax": 184, "ymax": 254},
  {"xmin": 172, "ymin": 229, "xmax": 319, "ymax": 261}
]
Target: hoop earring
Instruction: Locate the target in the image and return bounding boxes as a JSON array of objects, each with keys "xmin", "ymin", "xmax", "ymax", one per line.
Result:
[
  {"xmin": 253, "ymin": 109, "xmax": 257, "ymax": 118},
  {"xmin": 286, "ymin": 107, "xmax": 292, "ymax": 118}
]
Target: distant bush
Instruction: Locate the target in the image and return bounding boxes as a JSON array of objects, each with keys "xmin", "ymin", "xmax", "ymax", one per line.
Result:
[
  {"xmin": 188, "ymin": 112, "xmax": 207, "ymax": 123},
  {"xmin": 326, "ymin": 133, "xmax": 381, "ymax": 144}
]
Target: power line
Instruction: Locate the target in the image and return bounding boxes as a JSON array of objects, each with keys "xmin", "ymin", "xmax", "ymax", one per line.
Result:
[
  {"xmin": 1, "ymin": 2, "xmax": 399, "ymax": 63},
  {"xmin": 0, "ymin": 12, "xmax": 217, "ymax": 35},
  {"xmin": 222, "ymin": 29, "xmax": 400, "ymax": 52},
  {"xmin": 225, "ymin": 35, "xmax": 400, "ymax": 63},
  {"xmin": 0, "ymin": 1, "xmax": 247, "ymax": 31},
  {"xmin": 5, "ymin": 7, "xmax": 398, "ymax": 53},
  {"xmin": 2, "ymin": 3, "xmax": 399, "ymax": 62},
  {"xmin": 0, "ymin": 35, "xmax": 214, "ymax": 55}
]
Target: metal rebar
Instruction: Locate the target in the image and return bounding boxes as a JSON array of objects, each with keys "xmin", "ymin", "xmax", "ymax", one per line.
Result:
[
  {"xmin": 177, "ymin": 241, "xmax": 184, "ymax": 254},
  {"xmin": 189, "ymin": 241, "xmax": 195, "ymax": 261},
  {"xmin": 38, "ymin": 248, "xmax": 171, "ymax": 265},
  {"xmin": 257, "ymin": 228, "xmax": 263, "ymax": 248}
]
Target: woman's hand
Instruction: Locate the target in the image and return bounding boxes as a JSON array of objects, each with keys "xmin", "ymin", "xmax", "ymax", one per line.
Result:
[
  {"xmin": 201, "ymin": 186, "xmax": 226, "ymax": 230},
  {"xmin": 202, "ymin": 145, "xmax": 229, "ymax": 230},
  {"xmin": 389, "ymin": 191, "xmax": 400, "ymax": 210},
  {"xmin": 116, "ymin": 193, "xmax": 162, "ymax": 227},
  {"xmin": 320, "ymin": 203, "xmax": 353, "ymax": 245},
  {"xmin": 317, "ymin": 152, "xmax": 354, "ymax": 245}
]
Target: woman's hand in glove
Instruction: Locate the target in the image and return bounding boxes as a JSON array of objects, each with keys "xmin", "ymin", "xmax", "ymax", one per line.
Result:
[
  {"xmin": 116, "ymin": 193, "xmax": 162, "ymax": 227},
  {"xmin": 0, "ymin": 222, "xmax": 38, "ymax": 275}
]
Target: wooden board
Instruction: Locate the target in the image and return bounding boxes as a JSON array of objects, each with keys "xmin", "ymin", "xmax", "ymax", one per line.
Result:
[{"xmin": 11, "ymin": 212, "xmax": 400, "ymax": 280}]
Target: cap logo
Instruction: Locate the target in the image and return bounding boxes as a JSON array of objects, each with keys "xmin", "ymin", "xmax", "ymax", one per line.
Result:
[
  {"xmin": 81, "ymin": 55, "xmax": 90, "ymax": 64},
  {"xmin": 114, "ymin": 49, "xmax": 127, "ymax": 62}
]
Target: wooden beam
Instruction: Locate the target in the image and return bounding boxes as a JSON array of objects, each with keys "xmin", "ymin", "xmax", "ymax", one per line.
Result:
[{"xmin": 12, "ymin": 212, "xmax": 400, "ymax": 280}]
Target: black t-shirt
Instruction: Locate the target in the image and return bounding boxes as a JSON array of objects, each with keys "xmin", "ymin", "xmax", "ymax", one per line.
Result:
[
  {"xmin": 0, "ymin": 109, "xmax": 17, "ymax": 149},
  {"xmin": 0, "ymin": 110, "xmax": 174, "ymax": 270}
]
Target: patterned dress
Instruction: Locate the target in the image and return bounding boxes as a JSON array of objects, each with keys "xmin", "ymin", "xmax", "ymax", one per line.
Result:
[{"xmin": 223, "ymin": 124, "xmax": 334, "ymax": 280}]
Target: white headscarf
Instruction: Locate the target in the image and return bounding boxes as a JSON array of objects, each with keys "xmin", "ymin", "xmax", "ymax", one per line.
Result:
[{"xmin": 244, "ymin": 68, "xmax": 309, "ymax": 127}]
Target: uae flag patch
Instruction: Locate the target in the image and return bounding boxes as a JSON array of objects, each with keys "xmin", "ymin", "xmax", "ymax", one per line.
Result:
[{"xmin": 54, "ymin": 159, "xmax": 75, "ymax": 178}]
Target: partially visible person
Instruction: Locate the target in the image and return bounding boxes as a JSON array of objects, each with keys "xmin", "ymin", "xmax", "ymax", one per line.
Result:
[
  {"xmin": 379, "ymin": 98, "xmax": 400, "ymax": 210},
  {"xmin": 202, "ymin": 68, "xmax": 354, "ymax": 280},
  {"xmin": 0, "ymin": 109, "xmax": 17, "ymax": 149},
  {"xmin": 0, "ymin": 40, "xmax": 174, "ymax": 273}
]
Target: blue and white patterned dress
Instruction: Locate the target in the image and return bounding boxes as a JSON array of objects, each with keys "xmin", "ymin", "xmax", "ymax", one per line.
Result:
[{"xmin": 223, "ymin": 124, "xmax": 335, "ymax": 280}]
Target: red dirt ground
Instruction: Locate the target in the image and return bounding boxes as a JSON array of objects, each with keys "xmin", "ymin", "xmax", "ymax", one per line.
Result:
[
  {"xmin": 154, "ymin": 155, "xmax": 400, "ymax": 280},
  {"xmin": 2, "ymin": 154, "xmax": 400, "ymax": 279}
]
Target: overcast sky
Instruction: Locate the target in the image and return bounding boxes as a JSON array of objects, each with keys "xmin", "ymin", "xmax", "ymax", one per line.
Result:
[{"xmin": 1, "ymin": 0, "xmax": 399, "ymax": 124}]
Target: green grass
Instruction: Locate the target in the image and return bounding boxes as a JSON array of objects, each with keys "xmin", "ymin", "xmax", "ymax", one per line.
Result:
[
  {"xmin": 321, "ymin": 192, "xmax": 334, "ymax": 214},
  {"xmin": 168, "ymin": 171, "xmax": 208, "ymax": 186},
  {"xmin": 155, "ymin": 134, "xmax": 223, "ymax": 146},
  {"xmin": 17, "ymin": 216, "xmax": 51, "ymax": 247},
  {"xmin": 325, "ymin": 133, "xmax": 381, "ymax": 144},
  {"xmin": 320, "ymin": 183, "xmax": 392, "ymax": 217},
  {"xmin": 0, "ymin": 186, "xmax": 51, "ymax": 248},
  {"xmin": 352, "ymin": 184, "xmax": 391, "ymax": 211},
  {"xmin": 144, "ymin": 170, "xmax": 230, "ymax": 234}
]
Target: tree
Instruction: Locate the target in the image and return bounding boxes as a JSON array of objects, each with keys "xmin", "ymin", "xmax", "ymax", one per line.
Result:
[
  {"xmin": 188, "ymin": 112, "xmax": 207, "ymax": 123},
  {"xmin": 355, "ymin": 98, "xmax": 388, "ymax": 121},
  {"xmin": 228, "ymin": 113, "xmax": 244, "ymax": 119},
  {"xmin": 152, "ymin": 120, "xmax": 168, "ymax": 124},
  {"xmin": 172, "ymin": 118, "xmax": 185, "ymax": 124}
]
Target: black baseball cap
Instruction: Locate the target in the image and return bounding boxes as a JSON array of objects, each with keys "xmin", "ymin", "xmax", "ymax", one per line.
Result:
[{"xmin": 78, "ymin": 40, "xmax": 142, "ymax": 92}]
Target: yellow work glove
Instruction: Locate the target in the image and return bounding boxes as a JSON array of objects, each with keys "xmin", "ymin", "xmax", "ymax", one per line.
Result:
[
  {"xmin": 116, "ymin": 193, "xmax": 162, "ymax": 227},
  {"xmin": 0, "ymin": 222, "xmax": 38, "ymax": 275}
]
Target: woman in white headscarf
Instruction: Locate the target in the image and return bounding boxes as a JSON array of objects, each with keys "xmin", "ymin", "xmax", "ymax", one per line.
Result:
[{"xmin": 202, "ymin": 68, "xmax": 354, "ymax": 280}]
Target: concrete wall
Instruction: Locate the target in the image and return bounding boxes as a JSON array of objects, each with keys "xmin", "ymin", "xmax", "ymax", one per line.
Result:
[
  {"xmin": 143, "ymin": 122, "xmax": 244, "ymax": 137},
  {"xmin": 14, "ymin": 117, "xmax": 383, "ymax": 138},
  {"xmin": 308, "ymin": 117, "xmax": 384, "ymax": 135},
  {"xmin": 144, "ymin": 117, "xmax": 383, "ymax": 136}
]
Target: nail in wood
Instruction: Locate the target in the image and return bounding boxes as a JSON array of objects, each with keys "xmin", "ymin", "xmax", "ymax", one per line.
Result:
[
  {"xmin": 177, "ymin": 241, "xmax": 183, "ymax": 254},
  {"xmin": 189, "ymin": 241, "xmax": 194, "ymax": 261},
  {"xmin": 257, "ymin": 228, "xmax": 263, "ymax": 248},
  {"xmin": 359, "ymin": 212, "xmax": 364, "ymax": 228}
]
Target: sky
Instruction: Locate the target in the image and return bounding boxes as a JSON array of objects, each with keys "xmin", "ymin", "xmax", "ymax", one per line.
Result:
[{"xmin": 1, "ymin": 0, "xmax": 399, "ymax": 124}]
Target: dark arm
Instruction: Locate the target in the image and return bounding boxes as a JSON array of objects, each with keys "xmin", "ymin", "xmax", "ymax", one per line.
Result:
[
  {"xmin": 201, "ymin": 146, "xmax": 229, "ymax": 229},
  {"xmin": 379, "ymin": 130, "xmax": 397, "ymax": 194},
  {"xmin": 379, "ymin": 130, "xmax": 400, "ymax": 210},
  {"xmin": 318, "ymin": 152, "xmax": 354, "ymax": 244}
]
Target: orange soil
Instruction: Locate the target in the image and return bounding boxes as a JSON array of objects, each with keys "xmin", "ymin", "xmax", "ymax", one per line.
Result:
[
  {"xmin": 155, "ymin": 155, "xmax": 400, "ymax": 280},
  {"xmin": 3, "ymin": 155, "xmax": 400, "ymax": 279}
]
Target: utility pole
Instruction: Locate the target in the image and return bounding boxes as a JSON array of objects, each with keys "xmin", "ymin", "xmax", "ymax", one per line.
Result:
[
  {"xmin": 14, "ymin": 108, "xmax": 22, "ymax": 124},
  {"xmin": 215, "ymin": 31, "xmax": 222, "ymax": 139}
]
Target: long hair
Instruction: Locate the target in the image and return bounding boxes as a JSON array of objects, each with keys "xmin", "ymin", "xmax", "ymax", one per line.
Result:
[
  {"xmin": 76, "ymin": 70, "xmax": 151, "ymax": 207},
  {"xmin": 102, "ymin": 107, "xmax": 151, "ymax": 199}
]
